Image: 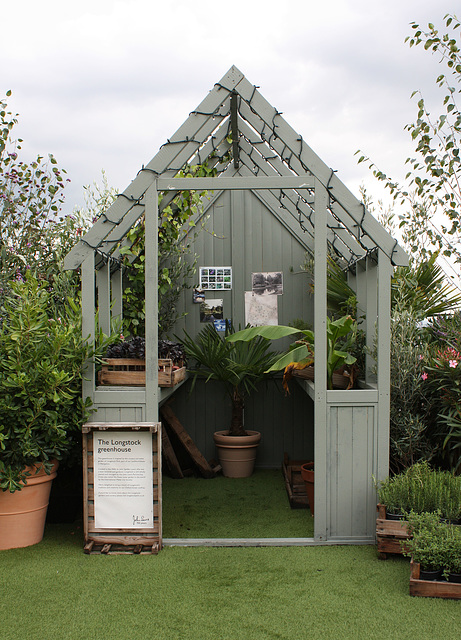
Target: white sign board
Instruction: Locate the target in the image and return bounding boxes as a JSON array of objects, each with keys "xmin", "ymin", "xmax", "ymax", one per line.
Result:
[{"xmin": 93, "ymin": 430, "xmax": 153, "ymax": 530}]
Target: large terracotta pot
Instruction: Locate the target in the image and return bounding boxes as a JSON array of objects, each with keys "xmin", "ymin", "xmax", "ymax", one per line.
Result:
[
  {"xmin": 301, "ymin": 462, "xmax": 314, "ymax": 515},
  {"xmin": 213, "ymin": 430, "xmax": 261, "ymax": 478},
  {"xmin": 0, "ymin": 461, "xmax": 58, "ymax": 550}
]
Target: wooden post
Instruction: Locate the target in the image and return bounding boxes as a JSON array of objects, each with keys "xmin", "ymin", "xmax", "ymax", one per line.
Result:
[
  {"xmin": 314, "ymin": 179, "xmax": 328, "ymax": 541},
  {"xmin": 97, "ymin": 260, "xmax": 111, "ymax": 337},
  {"xmin": 144, "ymin": 181, "xmax": 159, "ymax": 421},
  {"xmin": 81, "ymin": 253, "xmax": 96, "ymax": 399},
  {"xmin": 376, "ymin": 250, "xmax": 392, "ymax": 485},
  {"xmin": 111, "ymin": 265, "xmax": 123, "ymax": 329}
]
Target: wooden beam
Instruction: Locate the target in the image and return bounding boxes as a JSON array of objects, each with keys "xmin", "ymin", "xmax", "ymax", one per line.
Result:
[
  {"xmin": 157, "ymin": 175, "xmax": 315, "ymax": 191},
  {"xmin": 160, "ymin": 405, "xmax": 215, "ymax": 479}
]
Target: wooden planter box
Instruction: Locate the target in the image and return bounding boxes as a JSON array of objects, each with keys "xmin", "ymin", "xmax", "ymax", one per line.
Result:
[
  {"xmin": 376, "ymin": 504, "xmax": 411, "ymax": 559},
  {"xmin": 410, "ymin": 560, "xmax": 461, "ymax": 599},
  {"xmin": 282, "ymin": 453, "xmax": 310, "ymax": 509},
  {"xmin": 98, "ymin": 359, "xmax": 186, "ymax": 388},
  {"xmin": 292, "ymin": 366, "xmax": 351, "ymax": 389}
]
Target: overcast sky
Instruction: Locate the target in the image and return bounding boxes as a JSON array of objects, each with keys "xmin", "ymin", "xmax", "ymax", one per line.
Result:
[{"xmin": 2, "ymin": 1, "xmax": 458, "ymax": 214}]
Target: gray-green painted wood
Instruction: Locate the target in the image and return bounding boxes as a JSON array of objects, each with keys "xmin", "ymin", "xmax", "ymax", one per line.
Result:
[
  {"xmin": 65, "ymin": 66, "xmax": 409, "ymax": 544},
  {"xmin": 145, "ymin": 182, "xmax": 159, "ymax": 421},
  {"xmin": 313, "ymin": 180, "xmax": 328, "ymax": 542}
]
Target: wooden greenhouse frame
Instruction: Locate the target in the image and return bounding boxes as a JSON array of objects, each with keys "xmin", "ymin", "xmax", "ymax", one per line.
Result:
[{"xmin": 64, "ymin": 66, "xmax": 408, "ymax": 546}]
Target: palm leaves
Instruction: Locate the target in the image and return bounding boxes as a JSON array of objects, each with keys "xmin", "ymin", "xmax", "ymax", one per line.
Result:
[{"xmin": 180, "ymin": 324, "xmax": 280, "ymax": 435}]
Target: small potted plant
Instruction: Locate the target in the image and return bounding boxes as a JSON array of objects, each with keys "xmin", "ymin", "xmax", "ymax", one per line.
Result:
[
  {"xmin": 403, "ymin": 511, "xmax": 446, "ymax": 581},
  {"xmin": 0, "ymin": 276, "xmax": 98, "ymax": 549},
  {"xmin": 181, "ymin": 323, "xmax": 280, "ymax": 477}
]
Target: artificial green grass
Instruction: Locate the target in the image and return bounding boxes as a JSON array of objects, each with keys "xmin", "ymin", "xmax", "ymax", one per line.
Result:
[
  {"xmin": 1, "ymin": 526, "xmax": 460, "ymax": 640},
  {"xmin": 162, "ymin": 468, "xmax": 314, "ymax": 538}
]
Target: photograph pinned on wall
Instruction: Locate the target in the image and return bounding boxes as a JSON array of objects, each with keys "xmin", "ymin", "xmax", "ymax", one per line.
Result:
[
  {"xmin": 199, "ymin": 267, "xmax": 232, "ymax": 291},
  {"xmin": 245, "ymin": 291, "xmax": 278, "ymax": 326},
  {"xmin": 251, "ymin": 272, "xmax": 283, "ymax": 296},
  {"xmin": 193, "ymin": 288, "xmax": 205, "ymax": 304},
  {"xmin": 200, "ymin": 299, "xmax": 223, "ymax": 323},
  {"xmin": 214, "ymin": 319, "xmax": 229, "ymax": 332}
]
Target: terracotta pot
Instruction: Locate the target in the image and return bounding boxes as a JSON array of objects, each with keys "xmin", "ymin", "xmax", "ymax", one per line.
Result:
[
  {"xmin": 213, "ymin": 430, "xmax": 261, "ymax": 478},
  {"xmin": 0, "ymin": 460, "xmax": 58, "ymax": 550},
  {"xmin": 301, "ymin": 462, "xmax": 314, "ymax": 515}
]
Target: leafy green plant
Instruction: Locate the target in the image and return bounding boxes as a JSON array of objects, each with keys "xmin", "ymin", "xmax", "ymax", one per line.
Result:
[
  {"xmin": 0, "ymin": 275, "xmax": 108, "ymax": 492},
  {"xmin": 357, "ymin": 14, "xmax": 461, "ymax": 264},
  {"xmin": 402, "ymin": 511, "xmax": 446, "ymax": 571},
  {"xmin": 403, "ymin": 511, "xmax": 461, "ymax": 577},
  {"xmin": 180, "ymin": 324, "xmax": 280, "ymax": 436},
  {"xmin": 424, "ymin": 344, "xmax": 461, "ymax": 473},
  {"xmin": 121, "ymin": 161, "xmax": 216, "ymax": 338},
  {"xmin": 387, "ymin": 307, "xmax": 434, "ymax": 473},
  {"xmin": 375, "ymin": 462, "xmax": 461, "ymax": 520},
  {"xmin": 227, "ymin": 315, "xmax": 358, "ymax": 391}
]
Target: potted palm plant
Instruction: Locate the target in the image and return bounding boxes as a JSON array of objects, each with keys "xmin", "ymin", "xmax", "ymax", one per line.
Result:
[
  {"xmin": 180, "ymin": 323, "xmax": 280, "ymax": 477},
  {"xmin": 0, "ymin": 275, "xmax": 101, "ymax": 549}
]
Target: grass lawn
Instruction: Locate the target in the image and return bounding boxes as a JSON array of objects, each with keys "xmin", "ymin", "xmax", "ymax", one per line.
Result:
[
  {"xmin": 162, "ymin": 469, "xmax": 314, "ymax": 538},
  {"xmin": 1, "ymin": 470, "xmax": 460, "ymax": 640},
  {"xmin": 1, "ymin": 525, "xmax": 460, "ymax": 640}
]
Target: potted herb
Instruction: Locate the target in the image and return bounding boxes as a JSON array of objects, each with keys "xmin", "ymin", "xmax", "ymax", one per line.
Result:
[
  {"xmin": 180, "ymin": 323, "xmax": 280, "ymax": 477},
  {"xmin": 0, "ymin": 276, "xmax": 96, "ymax": 549},
  {"xmin": 404, "ymin": 511, "xmax": 448, "ymax": 581}
]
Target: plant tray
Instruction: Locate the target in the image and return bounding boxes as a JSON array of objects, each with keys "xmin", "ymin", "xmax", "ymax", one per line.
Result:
[
  {"xmin": 282, "ymin": 453, "xmax": 309, "ymax": 509},
  {"xmin": 98, "ymin": 359, "xmax": 186, "ymax": 388},
  {"xmin": 376, "ymin": 504, "xmax": 411, "ymax": 559},
  {"xmin": 410, "ymin": 560, "xmax": 461, "ymax": 599}
]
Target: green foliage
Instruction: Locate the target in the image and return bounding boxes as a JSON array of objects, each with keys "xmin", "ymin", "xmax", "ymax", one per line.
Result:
[
  {"xmin": 301, "ymin": 252, "xmax": 357, "ymax": 318},
  {"xmin": 0, "ymin": 91, "xmax": 89, "ymax": 313},
  {"xmin": 376, "ymin": 462, "xmax": 461, "ymax": 520},
  {"xmin": 357, "ymin": 14, "xmax": 461, "ymax": 263},
  {"xmin": 403, "ymin": 511, "xmax": 461, "ymax": 576},
  {"xmin": 0, "ymin": 275, "xmax": 95, "ymax": 492},
  {"xmin": 229, "ymin": 315, "xmax": 358, "ymax": 390},
  {"xmin": 423, "ymin": 343, "xmax": 461, "ymax": 473},
  {"xmin": 388, "ymin": 308, "xmax": 435, "ymax": 472},
  {"xmin": 121, "ymin": 162, "xmax": 216, "ymax": 338},
  {"xmin": 180, "ymin": 324, "xmax": 280, "ymax": 435},
  {"xmin": 392, "ymin": 253, "xmax": 461, "ymax": 320}
]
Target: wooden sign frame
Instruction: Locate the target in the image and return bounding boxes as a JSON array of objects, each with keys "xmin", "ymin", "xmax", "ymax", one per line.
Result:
[{"xmin": 82, "ymin": 422, "xmax": 162, "ymax": 554}]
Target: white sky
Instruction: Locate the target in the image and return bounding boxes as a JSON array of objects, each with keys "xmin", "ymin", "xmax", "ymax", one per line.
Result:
[{"xmin": 2, "ymin": 0, "xmax": 458, "ymax": 213}]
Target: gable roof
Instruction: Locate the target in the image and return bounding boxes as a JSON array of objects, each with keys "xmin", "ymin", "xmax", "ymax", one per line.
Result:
[{"xmin": 64, "ymin": 66, "xmax": 408, "ymax": 270}]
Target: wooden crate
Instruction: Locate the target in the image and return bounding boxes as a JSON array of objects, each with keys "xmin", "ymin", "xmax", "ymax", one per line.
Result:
[
  {"xmin": 82, "ymin": 422, "xmax": 162, "ymax": 555},
  {"xmin": 98, "ymin": 358, "xmax": 186, "ymax": 387},
  {"xmin": 376, "ymin": 504, "xmax": 411, "ymax": 559},
  {"xmin": 410, "ymin": 560, "xmax": 461, "ymax": 599},
  {"xmin": 282, "ymin": 453, "xmax": 310, "ymax": 509}
]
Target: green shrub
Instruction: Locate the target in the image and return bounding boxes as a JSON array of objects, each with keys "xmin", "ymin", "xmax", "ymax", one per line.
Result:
[
  {"xmin": 376, "ymin": 462, "xmax": 461, "ymax": 520},
  {"xmin": 0, "ymin": 275, "xmax": 95, "ymax": 492},
  {"xmin": 403, "ymin": 511, "xmax": 461, "ymax": 577}
]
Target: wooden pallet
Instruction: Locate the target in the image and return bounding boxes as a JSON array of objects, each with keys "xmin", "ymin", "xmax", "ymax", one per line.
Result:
[
  {"xmin": 98, "ymin": 359, "xmax": 186, "ymax": 388},
  {"xmin": 376, "ymin": 504, "xmax": 410, "ymax": 559},
  {"xmin": 282, "ymin": 454, "xmax": 310, "ymax": 509},
  {"xmin": 410, "ymin": 560, "xmax": 461, "ymax": 599},
  {"xmin": 84, "ymin": 540, "xmax": 160, "ymax": 555}
]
